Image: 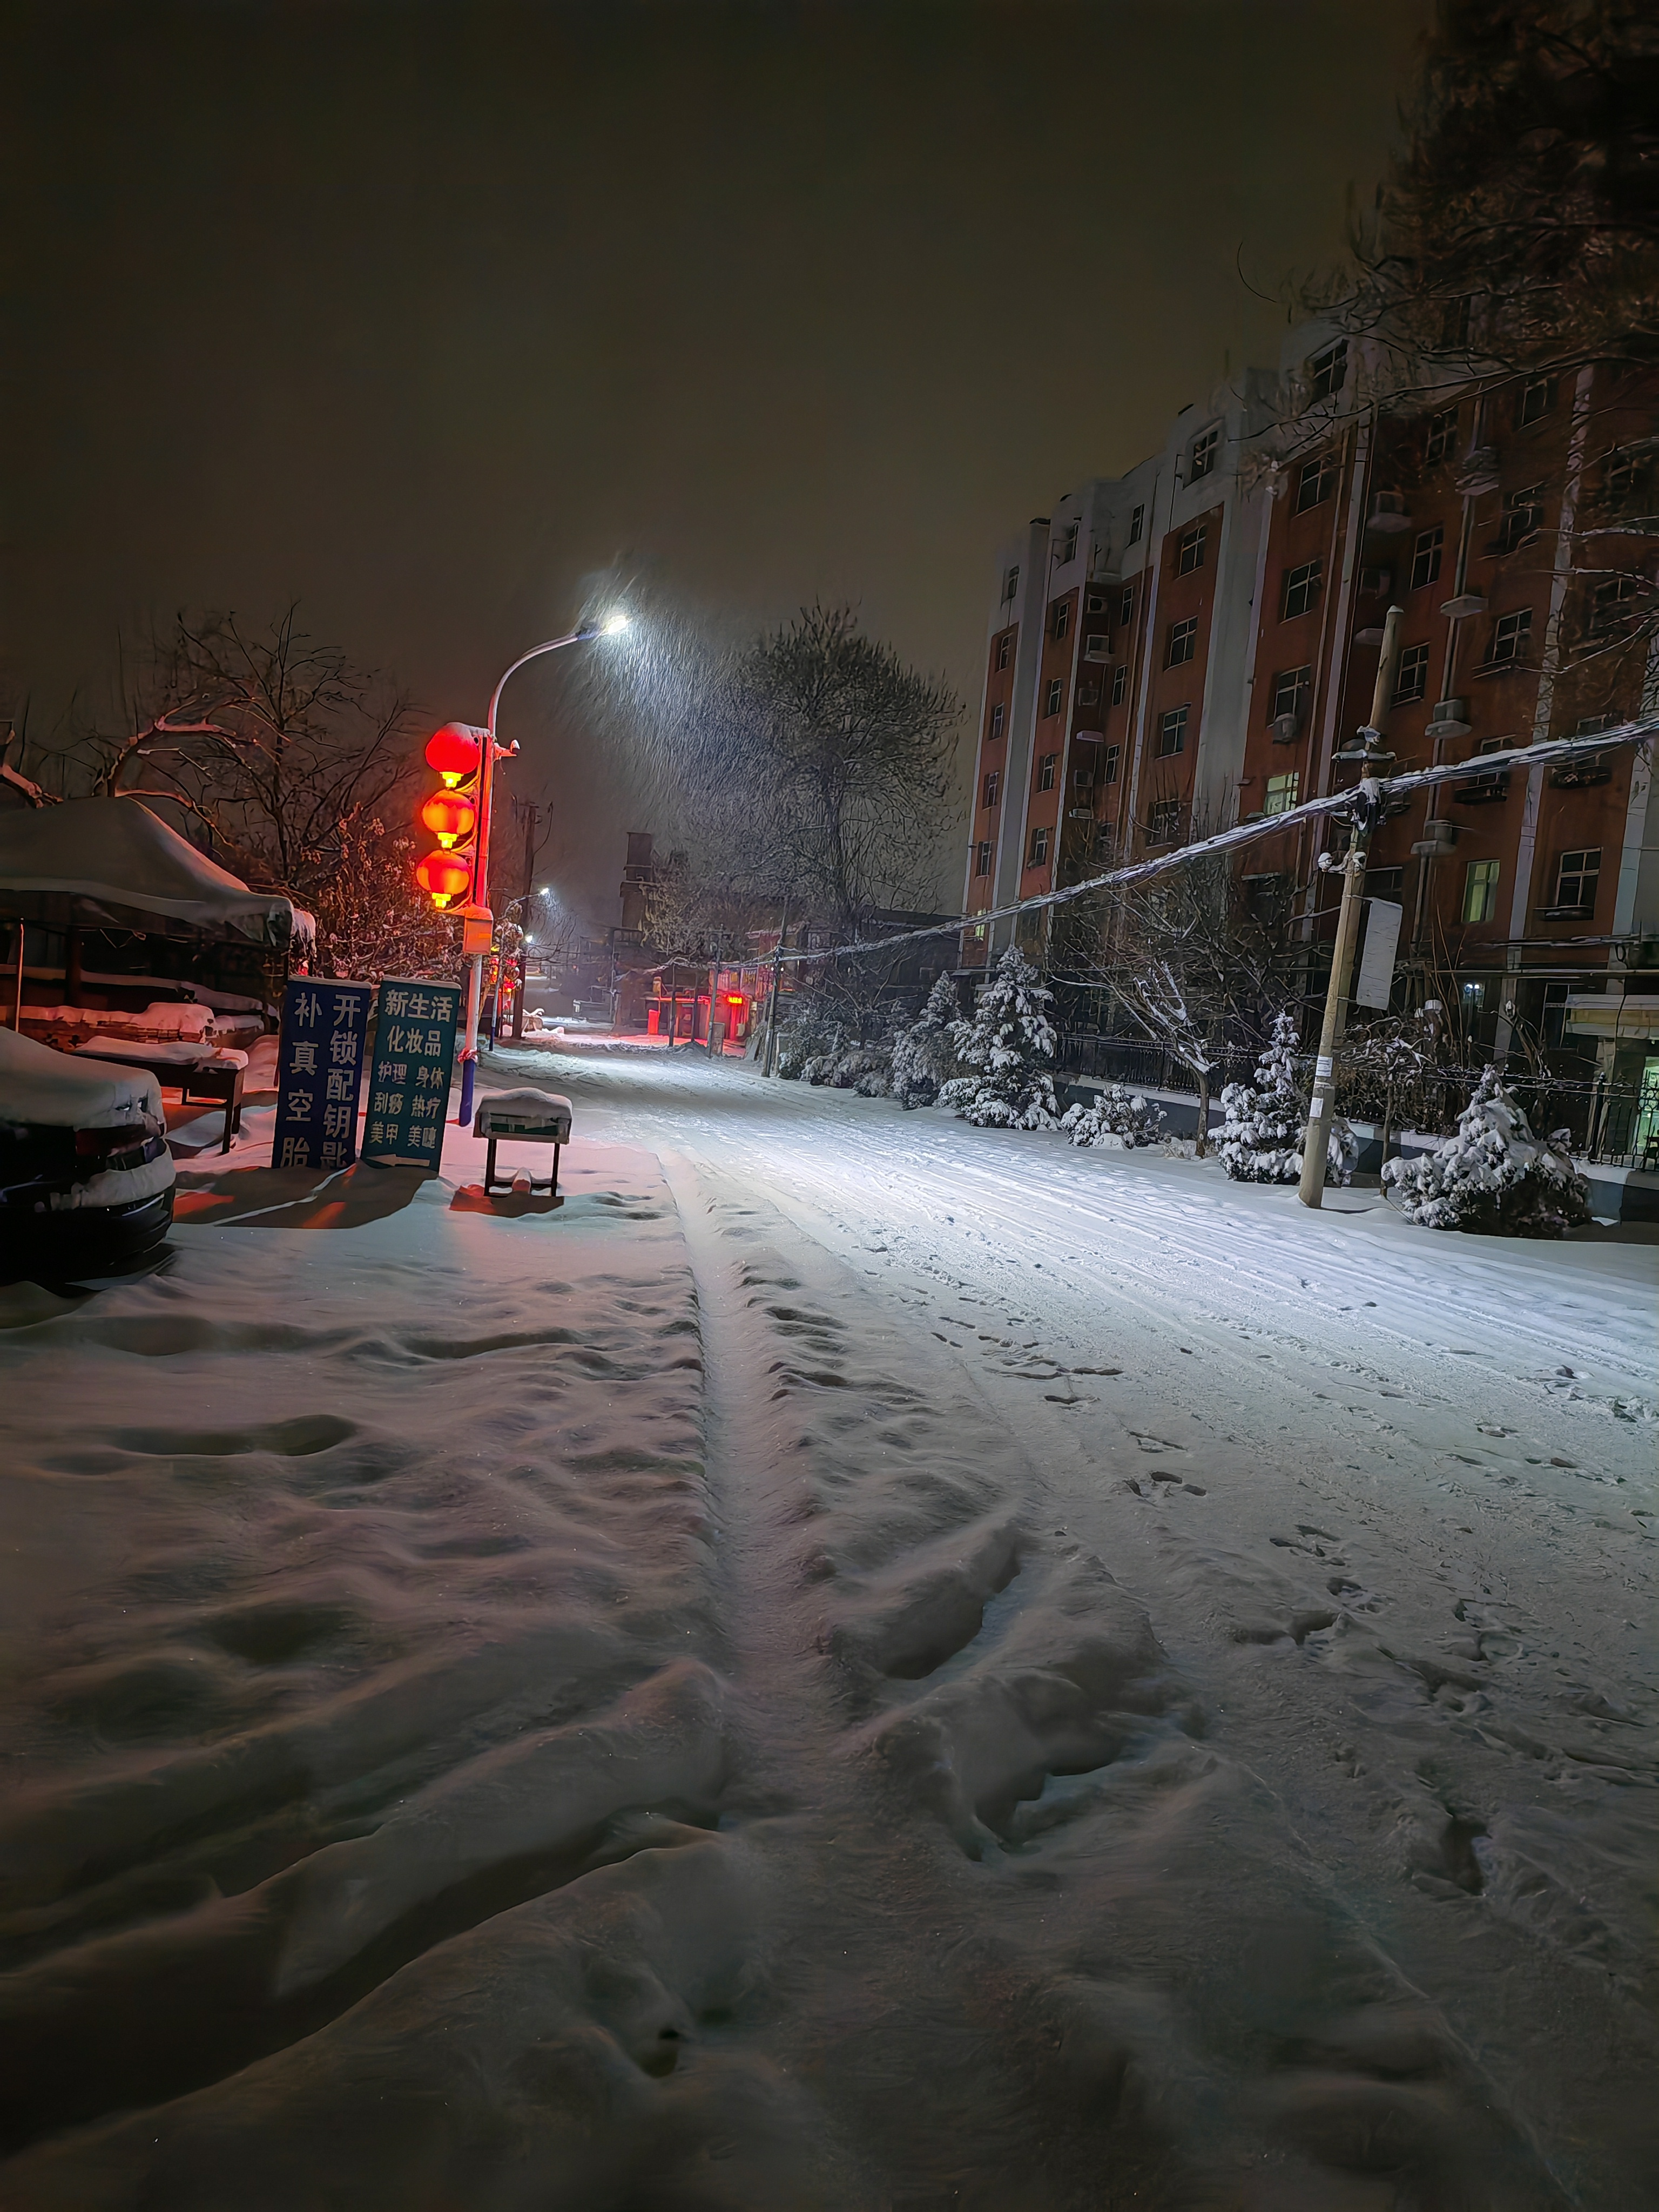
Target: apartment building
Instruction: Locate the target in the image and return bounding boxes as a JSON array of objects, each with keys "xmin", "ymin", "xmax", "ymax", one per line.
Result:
[{"xmin": 960, "ymin": 323, "xmax": 1658, "ymax": 1096}]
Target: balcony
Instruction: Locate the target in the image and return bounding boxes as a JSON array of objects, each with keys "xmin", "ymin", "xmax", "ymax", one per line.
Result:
[
  {"xmin": 1451, "ymin": 772, "xmax": 1511, "ymax": 804},
  {"xmin": 1550, "ymin": 758, "xmax": 1611, "ymax": 788}
]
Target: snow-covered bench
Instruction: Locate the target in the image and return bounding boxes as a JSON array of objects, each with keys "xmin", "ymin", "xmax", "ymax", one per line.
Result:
[{"xmin": 474, "ymin": 1089, "xmax": 572, "ymax": 1198}]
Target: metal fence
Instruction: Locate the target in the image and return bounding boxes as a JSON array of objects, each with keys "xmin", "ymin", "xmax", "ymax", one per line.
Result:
[{"xmin": 1056, "ymin": 1033, "xmax": 1656, "ymax": 1171}]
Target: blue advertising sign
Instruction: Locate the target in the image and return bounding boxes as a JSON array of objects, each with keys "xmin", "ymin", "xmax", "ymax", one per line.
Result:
[
  {"xmin": 273, "ymin": 980, "xmax": 373, "ymax": 1172},
  {"xmin": 360, "ymin": 979, "xmax": 462, "ymax": 1172}
]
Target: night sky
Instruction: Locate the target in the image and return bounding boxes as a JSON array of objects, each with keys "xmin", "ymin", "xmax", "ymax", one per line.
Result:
[{"xmin": 8, "ymin": 1, "xmax": 1433, "ymax": 930}]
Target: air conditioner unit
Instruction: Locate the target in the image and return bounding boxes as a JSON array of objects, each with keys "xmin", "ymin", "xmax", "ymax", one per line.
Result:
[
  {"xmin": 1270, "ymin": 712, "xmax": 1302, "ymax": 743},
  {"xmin": 1083, "ymin": 634, "xmax": 1111, "ymax": 660},
  {"xmin": 1425, "ymin": 697, "xmax": 1472, "ymax": 738},
  {"xmin": 1439, "ymin": 594, "xmax": 1487, "ymax": 621},
  {"xmin": 1411, "ymin": 820, "xmax": 1459, "ymax": 857},
  {"xmin": 1366, "ymin": 492, "xmax": 1411, "ymax": 534}
]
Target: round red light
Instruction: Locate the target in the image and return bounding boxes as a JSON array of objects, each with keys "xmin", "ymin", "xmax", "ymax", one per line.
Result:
[
  {"xmin": 420, "ymin": 789, "xmax": 477, "ymax": 847},
  {"xmin": 416, "ymin": 849, "xmax": 472, "ymax": 908},
  {"xmin": 424, "ymin": 721, "xmax": 484, "ymax": 787}
]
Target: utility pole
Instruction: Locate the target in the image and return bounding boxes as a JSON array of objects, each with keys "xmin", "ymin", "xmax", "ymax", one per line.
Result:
[
  {"xmin": 763, "ymin": 896, "xmax": 790, "ymax": 1076},
  {"xmin": 1298, "ymin": 603, "xmax": 1404, "ymax": 1209},
  {"xmin": 510, "ymin": 798, "xmax": 537, "ymax": 1042}
]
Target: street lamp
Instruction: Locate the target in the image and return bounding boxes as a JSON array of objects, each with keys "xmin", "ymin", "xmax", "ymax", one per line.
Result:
[{"xmin": 429, "ymin": 610, "xmax": 629, "ymax": 1124}]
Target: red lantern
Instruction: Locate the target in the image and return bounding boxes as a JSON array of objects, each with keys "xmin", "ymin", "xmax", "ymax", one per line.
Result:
[
  {"xmin": 424, "ymin": 721, "xmax": 484, "ymax": 788},
  {"xmin": 420, "ymin": 788, "xmax": 477, "ymax": 848},
  {"xmin": 416, "ymin": 849, "xmax": 472, "ymax": 909}
]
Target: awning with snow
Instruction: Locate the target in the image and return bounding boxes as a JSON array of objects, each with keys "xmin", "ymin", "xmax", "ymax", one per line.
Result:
[{"xmin": 0, "ymin": 797, "xmax": 294, "ymax": 945}]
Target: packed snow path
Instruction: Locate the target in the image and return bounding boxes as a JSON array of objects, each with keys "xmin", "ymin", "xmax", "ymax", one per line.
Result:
[{"xmin": 0, "ymin": 1046, "xmax": 1651, "ymax": 2209}]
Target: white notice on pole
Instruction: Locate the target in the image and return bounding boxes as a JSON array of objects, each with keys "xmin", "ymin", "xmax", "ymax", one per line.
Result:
[{"xmin": 1354, "ymin": 898, "xmax": 1404, "ymax": 1010}]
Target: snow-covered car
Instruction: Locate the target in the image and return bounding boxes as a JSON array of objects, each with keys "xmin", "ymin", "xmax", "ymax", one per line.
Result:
[{"xmin": 0, "ymin": 1026, "xmax": 176, "ymax": 1284}]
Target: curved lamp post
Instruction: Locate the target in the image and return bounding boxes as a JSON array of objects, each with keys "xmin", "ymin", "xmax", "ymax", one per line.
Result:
[{"xmin": 455, "ymin": 610, "xmax": 628, "ymax": 1124}]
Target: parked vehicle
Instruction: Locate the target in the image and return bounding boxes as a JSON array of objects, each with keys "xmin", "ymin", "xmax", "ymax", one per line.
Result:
[{"xmin": 0, "ymin": 1027, "xmax": 176, "ymax": 1286}]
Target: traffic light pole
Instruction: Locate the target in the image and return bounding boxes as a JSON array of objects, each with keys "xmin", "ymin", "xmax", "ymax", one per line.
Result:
[{"xmin": 1297, "ymin": 604, "xmax": 1404, "ymax": 1208}]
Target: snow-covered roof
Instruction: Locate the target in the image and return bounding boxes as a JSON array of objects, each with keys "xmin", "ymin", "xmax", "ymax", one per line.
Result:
[
  {"xmin": 0, "ymin": 796, "xmax": 293, "ymax": 944},
  {"xmin": 0, "ymin": 1024, "xmax": 161, "ymax": 1125}
]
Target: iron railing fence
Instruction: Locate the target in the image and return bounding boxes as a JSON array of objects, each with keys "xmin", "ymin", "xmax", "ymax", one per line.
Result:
[{"xmin": 1056, "ymin": 1033, "xmax": 1656, "ymax": 1170}]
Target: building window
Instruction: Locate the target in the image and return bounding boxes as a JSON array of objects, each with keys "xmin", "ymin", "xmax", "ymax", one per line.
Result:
[
  {"xmin": 989, "ymin": 701, "xmax": 1005, "ymax": 740},
  {"xmin": 1518, "ymin": 374, "xmax": 1556, "ymax": 427},
  {"xmin": 1119, "ymin": 583, "xmax": 1135, "ymax": 626},
  {"xmin": 1056, "ymin": 521, "xmax": 1080, "ymax": 564},
  {"xmin": 995, "ymin": 633, "xmax": 1012, "ymax": 671},
  {"xmin": 1589, "ymin": 575, "xmax": 1637, "ymax": 637},
  {"xmin": 975, "ymin": 840, "xmax": 993, "ymax": 878},
  {"xmin": 1554, "ymin": 847, "xmax": 1601, "ymax": 913},
  {"xmin": 1157, "ymin": 705, "xmax": 1189, "ymax": 757},
  {"xmin": 1307, "ymin": 338, "xmax": 1348, "ymax": 401},
  {"xmin": 1410, "ymin": 524, "xmax": 1444, "ymax": 590},
  {"xmin": 1281, "ymin": 559, "xmax": 1323, "ymax": 619},
  {"xmin": 1111, "ymin": 663, "xmax": 1128, "ymax": 706},
  {"xmin": 1073, "ymin": 763, "xmax": 1094, "ymax": 795},
  {"xmin": 1264, "ymin": 771, "xmax": 1300, "ymax": 815},
  {"xmin": 1462, "ymin": 857, "xmax": 1500, "ymax": 923},
  {"xmin": 1270, "ymin": 665, "xmax": 1312, "ymax": 721},
  {"xmin": 1147, "ymin": 798, "xmax": 1182, "ymax": 847},
  {"xmin": 1295, "ymin": 453, "xmax": 1337, "ymax": 511},
  {"xmin": 982, "ymin": 770, "xmax": 1000, "ymax": 808},
  {"xmin": 1044, "ymin": 677, "xmax": 1064, "ymax": 717},
  {"xmin": 1002, "ymin": 565, "xmax": 1020, "ymax": 603},
  {"xmin": 1393, "ymin": 642, "xmax": 1431, "ymax": 705},
  {"xmin": 1128, "ymin": 503, "xmax": 1145, "ymax": 546},
  {"xmin": 1028, "ymin": 825, "xmax": 1050, "ymax": 868},
  {"xmin": 1425, "ymin": 406, "xmax": 1458, "ymax": 464},
  {"xmin": 1094, "ymin": 821, "xmax": 1116, "ymax": 860},
  {"xmin": 1037, "ymin": 752, "xmax": 1057, "ymax": 791},
  {"xmin": 1498, "ymin": 483, "xmax": 1546, "ymax": 554},
  {"xmin": 1367, "ymin": 865, "xmax": 1404, "ymax": 896},
  {"xmin": 1100, "ymin": 741, "xmax": 1121, "ymax": 784},
  {"xmin": 1602, "ymin": 446, "xmax": 1645, "ymax": 508},
  {"xmin": 1165, "ymin": 616, "xmax": 1198, "ymax": 667},
  {"xmin": 1189, "ymin": 425, "xmax": 1220, "ymax": 481},
  {"xmin": 1176, "ymin": 522, "xmax": 1208, "ymax": 574},
  {"xmin": 1051, "ymin": 598, "xmax": 1070, "ymax": 640},
  {"xmin": 1486, "ymin": 608, "xmax": 1533, "ymax": 667},
  {"xmin": 1086, "ymin": 591, "xmax": 1106, "ymax": 614}
]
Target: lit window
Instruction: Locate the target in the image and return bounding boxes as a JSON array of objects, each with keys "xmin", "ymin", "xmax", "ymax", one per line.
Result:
[
  {"xmin": 1281, "ymin": 559, "xmax": 1323, "ymax": 619},
  {"xmin": 975, "ymin": 840, "xmax": 993, "ymax": 878},
  {"xmin": 1051, "ymin": 598, "xmax": 1070, "ymax": 640},
  {"xmin": 1100, "ymin": 742, "xmax": 1121, "ymax": 785},
  {"xmin": 1038, "ymin": 752, "xmax": 1057, "ymax": 792},
  {"xmin": 1028, "ymin": 825, "xmax": 1050, "ymax": 867},
  {"xmin": 990, "ymin": 702, "xmax": 1005, "ymax": 740},
  {"xmin": 1110, "ymin": 664, "xmax": 1128, "ymax": 706},
  {"xmin": 1264, "ymin": 771, "xmax": 1300, "ymax": 815},
  {"xmin": 1307, "ymin": 339, "xmax": 1348, "ymax": 401},
  {"xmin": 1486, "ymin": 608, "xmax": 1533, "ymax": 666},
  {"xmin": 995, "ymin": 633, "xmax": 1011, "ymax": 671},
  {"xmin": 1128, "ymin": 503, "xmax": 1145, "ymax": 546},
  {"xmin": 1057, "ymin": 521, "xmax": 1080, "ymax": 564},
  {"xmin": 1410, "ymin": 524, "xmax": 1444, "ymax": 590},
  {"xmin": 1498, "ymin": 484, "xmax": 1546, "ymax": 553},
  {"xmin": 1147, "ymin": 798, "xmax": 1182, "ymax": 847},
  {"xmin": 1270, "ymin": 665, "xmax": 1311, "ymax": 721},
  {"xmin": 1002, "ymin": 565, "xmax": 1020, "ymax": 603},
  {"xmin": 1165, "ymin": 617, "xmax": 1198, "ymax": 667},
  {"xmin": 1157, "ymin": 705, "xmax": 1189, "ymax": 757},
  {"xmin": 1176, "ymin": 522, "xmax": 1208, "ymax": 574},
  {"xmin": 1189, "ymin": 425, "xmax": 1220, "ymax": 481},
  {"xmin": 1295, "ymin": 453, "xmax": 1337, "ymax": 511},
  {"xmin": 1462, "ymin": 858, "xmax": 1500, "ymax": 923},
  {"xmin": 982, "ymin": 770, "xmax": 1000, "ymax": 808},
  {"xmin": 1553, "ymin": 848, "xmax": 1600, "ymax": 913},
  {"xmin": 1393, "ymin": 643, "xmax": 1431, "ymax": 705},
  {"xmin": 1461, "ymin": 979, "xmax": 1486, "ymax": 1011},
  {"xmin": 1518, "ymin": 375, "xmax": 1556, "ymax": 427},
  {"xmin": 1425, "ymin": 406, "xmax": 1458, "ymax": 464},
  {"xmin": 1044, "ymin": 677, "xmax": 1064, "ymax": 716}
]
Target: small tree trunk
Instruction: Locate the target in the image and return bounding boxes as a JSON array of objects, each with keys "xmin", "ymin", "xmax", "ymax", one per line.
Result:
[{"xmin": 1195, "ymin": 1067, "xmax": 1211, "ymax": 1156}]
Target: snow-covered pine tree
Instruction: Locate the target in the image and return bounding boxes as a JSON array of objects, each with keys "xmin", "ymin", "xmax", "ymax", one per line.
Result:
[
  {"xmin": 938, "ymin": 946, "xmax": 1061, "ymax": 1129},
  {"xmin": 1060, "ymin": 1083, "xmax": 1166, "ymax": 1149},
  {"xmin": 889, "ymin": 974, "xmax": 961, "ymax": 1109},
  {"xmin": 1216, "ymin": 1011, "xmax": 1305, "ymax": 1182},
  {"xmin": 1383, "ymin": 1065, "xmax": 1590, "ymax": 1236}
]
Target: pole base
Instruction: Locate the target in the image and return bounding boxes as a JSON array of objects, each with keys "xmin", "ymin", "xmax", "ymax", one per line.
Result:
[{"xmin": 458, "ymin": 1053, "xmax": 477, "ymax": 1128}]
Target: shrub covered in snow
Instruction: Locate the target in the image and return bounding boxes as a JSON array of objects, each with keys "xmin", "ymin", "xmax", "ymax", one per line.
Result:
[
  {"xmin": 938, "ymin": 947, "xmax": 1060, "ymax": 1130},
  {"xmin": 775, "ymin": 1012, "xmax": 842, "ymax": 1081},
  {"xmin": 1217, "ymin": 1012, "xmax": 1305, "ymax": 1182},
  {"xmin": 1383, "ymin": 1066, "xmax": 1590, "ymax": 1236},
  {"xmin": 1060, "ymin": 1083, "xmax": 1166, "ymax": 1149},
  {"xmin": 889, "ymin": 975, "xmax": 962, "ymax": 1110}
]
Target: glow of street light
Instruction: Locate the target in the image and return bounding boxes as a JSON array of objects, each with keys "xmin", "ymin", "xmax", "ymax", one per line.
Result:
[{"xmin": 600, "ymin": 611, "xmax": 630, "ymax": 635}]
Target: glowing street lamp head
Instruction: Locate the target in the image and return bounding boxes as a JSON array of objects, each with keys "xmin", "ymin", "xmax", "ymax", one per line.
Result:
[{"xmin": 599, "ymin": 610, "xmax": 630, "ymax": 636}]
